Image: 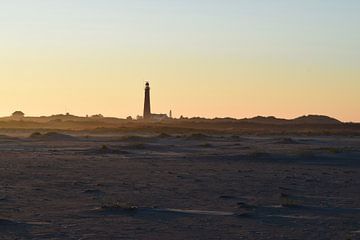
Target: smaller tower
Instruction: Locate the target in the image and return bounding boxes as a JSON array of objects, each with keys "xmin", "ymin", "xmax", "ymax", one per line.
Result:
[{"xmin": 169, "ymin": 110, "xmax": 173, "ymax": 119}]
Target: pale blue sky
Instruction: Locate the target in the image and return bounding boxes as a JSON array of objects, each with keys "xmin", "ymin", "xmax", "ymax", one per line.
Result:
[{"xmin": 2, "ymin": 0, "xmax": 359, "ymax": 54}]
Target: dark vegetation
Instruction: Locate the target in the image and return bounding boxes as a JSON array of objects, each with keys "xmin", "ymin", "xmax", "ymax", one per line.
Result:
[{"xmin": 0, "ymin": 115, "xmax": 359, "ymax": 136}]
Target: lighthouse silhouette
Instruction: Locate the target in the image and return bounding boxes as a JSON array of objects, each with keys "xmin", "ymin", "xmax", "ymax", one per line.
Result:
[{"xmin": 143, "ymin": 82, "xmax": 151, "ymax": 119}]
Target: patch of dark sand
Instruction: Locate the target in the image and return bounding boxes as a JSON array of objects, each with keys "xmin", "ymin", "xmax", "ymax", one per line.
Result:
[
  {"xmin": 157, "ymin": 133, "xmax": 172, "ymax": 138},
  {"xmin": 237, "ymin": 202, "xmax": 258, "ymax": 210},
  {"xmin": 96, "ymin": 205, "xmax": 241, "ymax": 218},
  {"xmin": 266, "ymin": 214, "xmax": 320, "ymax": 220},
  {"xmin": 230, "ymin": 135, "xmax": 242, "ymax": 140},
  {"xmin": 120, "ymin": 135, "xmax": 153, "ymax": 142},
  {"xmin": 219, "ymin": 195, "xmax": 237, "ymax": 200},
  {"xmin": 83, "ymin": 189, "xmax": 106, "ymax": 197},
  {"xmin": 126, "ymin": 143, "xmax": 175, "ymax": 152},
  {"xmin": 186, "ymin": 133, "xmax": 211, "ymax": 141},
  {"xmin": 274, "ymin": 138, "xmax": 299, "ymax": 145},
  {"xmin": 93, "ymin": 204, "xmax": 334, "ymax": 224},
  {"xmin": 118, "ymin": 134, "xmax": 172, "ymax": 145},
  {"xmin": 316, "ymin": 147, "xmax": 356, "ymax": 155},
  {"xmin": 0, "ymin": 135, "xmax": 19, "ymax": 142},
  {"xmin": 124, "ymin": 143, "xmax": 148, "ymax": 150},
  {"xmin": 247, "ymin": 151, "xmax": 271, "ymax": 159},
  {"xmin": 92, "ymin": 202, "xmax": 252, "ymax": 220},
  {"xmin": 279, "ymin": 205, "xmax": 360, "ymax": 214},
  {"xmin": 0, "ymin": 195, "xmax": 9, "ymax": 202},
  {"xmin": 152, "ymin": 208, "xmax": 236, "ymax": 216},
  {"xmin": 279, "ymin": 192, "xmax": 353, "ymax": 203},
  {"xmin": 0, "ymin": 219, "xmax": 31, "ymax": 235},
  {"xmin": 257, "ymin": 204, "xmax": 360, "ymax": 222},
  {"xmin": 29, "ymin": 132, "xmax": 77, "ymax": 141},
  {"xmin": 198, "ymin": 143, "xmax": 213, "ymax": 148},
  {"xmin": 84, "ymin": 145, "xmax": 130, "ymax": 155}
]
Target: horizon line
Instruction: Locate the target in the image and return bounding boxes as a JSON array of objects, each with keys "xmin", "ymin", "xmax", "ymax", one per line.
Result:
[{"xmin": 1, "ymin": 112, "xmax": 359, "ymax": 124}]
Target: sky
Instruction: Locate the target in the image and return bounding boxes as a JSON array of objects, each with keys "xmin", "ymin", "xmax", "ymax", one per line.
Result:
[{"xmin": 0, "ymin": 0, "xmax": 359, "ymax": 121}]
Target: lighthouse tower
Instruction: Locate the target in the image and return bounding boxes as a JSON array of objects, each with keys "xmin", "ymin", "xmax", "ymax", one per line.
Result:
[{"xmin": 143, "ymin": 82, "xmax": 151, "ymax": 119}]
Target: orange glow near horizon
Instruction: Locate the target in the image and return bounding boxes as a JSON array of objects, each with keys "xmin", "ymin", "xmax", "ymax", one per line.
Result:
[{"xmin": 1, "ymin": 51, "xmax": 359, "ymax": 122}]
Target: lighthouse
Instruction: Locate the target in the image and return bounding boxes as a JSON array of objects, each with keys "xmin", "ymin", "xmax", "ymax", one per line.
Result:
[
  {"xmin": 143, "ymin": 82, "xmax": 151, "ymax": 119},
  {"xmin": 142, "ymin": 82, "xmax": 169, "ymax": 121}
]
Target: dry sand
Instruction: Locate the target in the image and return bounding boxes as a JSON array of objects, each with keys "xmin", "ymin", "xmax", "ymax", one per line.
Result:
[{"xmin": 0, "ymin": 133, "xmax": 359, "ymax": 239}]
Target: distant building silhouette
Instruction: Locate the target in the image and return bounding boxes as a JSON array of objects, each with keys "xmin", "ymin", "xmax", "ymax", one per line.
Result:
[
  {"xmin": 91, "ymin": 114, "xmax": 104, "ymax": 118},
  {"xmin": 12, "ymin": 111, "xmax": 25, "ymax": 119},
  {"xmin": 150, "ymin": 113, "xmax": 168, "ymax": 121}
]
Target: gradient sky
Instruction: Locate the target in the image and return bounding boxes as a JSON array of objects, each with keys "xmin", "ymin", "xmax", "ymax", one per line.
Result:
[{"xmin": 0, "ymin": 0, "xmax": 359, "ymax": 121}]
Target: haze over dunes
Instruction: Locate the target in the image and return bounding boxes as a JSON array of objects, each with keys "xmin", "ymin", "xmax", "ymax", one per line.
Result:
[
  {"xmin": 0, "ymin": 113, "xmax": 359, "ymax": 137},
  {"xmin": 1, "ymin": 110, "xmax": 356, "ymax": 138}
]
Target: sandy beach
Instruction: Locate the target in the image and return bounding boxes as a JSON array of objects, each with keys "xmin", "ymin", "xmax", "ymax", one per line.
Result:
[{"xmin": 0, "ymin": 132, "xmax": 359, "ymax": 239}]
